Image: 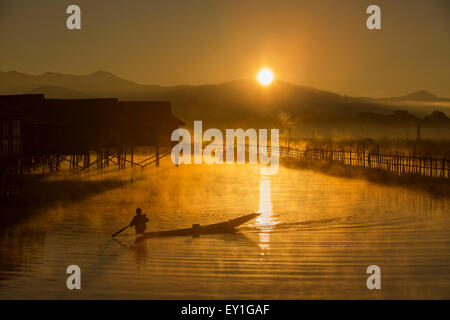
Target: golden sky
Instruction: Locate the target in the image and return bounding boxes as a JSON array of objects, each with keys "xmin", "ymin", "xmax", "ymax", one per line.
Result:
[{"xmin": 0, "ymin": 0, "xmax": 449, "ymax": 97}]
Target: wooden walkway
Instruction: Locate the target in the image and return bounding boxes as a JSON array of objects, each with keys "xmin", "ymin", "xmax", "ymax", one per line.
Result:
[{"xmin": 280, "ymin": 145, "xmax": 450, "ymax": 179}]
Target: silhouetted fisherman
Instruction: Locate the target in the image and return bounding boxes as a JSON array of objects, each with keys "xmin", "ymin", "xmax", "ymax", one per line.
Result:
[{"xmin": 129, "ymin": 208, "xmax": 149, "ymax": 234}]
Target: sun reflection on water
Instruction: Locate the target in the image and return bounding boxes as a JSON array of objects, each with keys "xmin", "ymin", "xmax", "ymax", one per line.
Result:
[
  {"xmin": 256, "ymin": 175, "xmax": 277, "ymax": 226},
  {"xmin": 256, "ymin": 173, "xmax": 278, "ymax": 254}
]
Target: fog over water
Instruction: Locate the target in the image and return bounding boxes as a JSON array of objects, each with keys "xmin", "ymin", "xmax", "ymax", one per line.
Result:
[{"xmin": 0, "ymin": 159, "xmax": 449, "ymax": 299}]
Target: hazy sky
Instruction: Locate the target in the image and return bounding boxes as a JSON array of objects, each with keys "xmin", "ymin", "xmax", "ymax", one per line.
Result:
[{"xmin": 0, "ymin": 0, "xmax": 449, "ymax": 97}]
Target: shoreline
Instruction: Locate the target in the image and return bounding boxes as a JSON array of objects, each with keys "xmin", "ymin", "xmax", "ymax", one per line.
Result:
[{"xmin": 281, "ymin": 158, "xmax": 450, "ymax": 197}]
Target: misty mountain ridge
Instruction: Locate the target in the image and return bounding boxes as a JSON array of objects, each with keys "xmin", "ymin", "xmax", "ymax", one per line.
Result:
[
  {"xmin": 27, "ymin": 85, "xmax": 92, "ymax": 99},
  {"xmin": 1, "ymin": 70, "xmax": 449, "ymax": 128},
  {"xmin": 398, "ymin": 90, "xmax": 437, "ymax": 101},
  {"xmin": 391, "ymin": 90, "xmax": 450, "ymax": 102},
  {"xmin": 0, "ymin": 70, "xmax": 160, "ymax": 95}
]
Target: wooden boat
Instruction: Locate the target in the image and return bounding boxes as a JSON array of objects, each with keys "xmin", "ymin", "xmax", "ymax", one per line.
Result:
[{"xmin": 135, "ymin": 212, "xmax": 260, "ymax": 242}]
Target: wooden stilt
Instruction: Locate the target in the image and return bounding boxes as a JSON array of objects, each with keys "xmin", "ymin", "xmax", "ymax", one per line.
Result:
[{"xmin": 155, "ymin": 145, "xmax": 160, "ymax": 167}]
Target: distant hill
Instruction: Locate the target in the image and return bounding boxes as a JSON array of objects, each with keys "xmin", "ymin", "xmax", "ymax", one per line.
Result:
[
  {"xmin": 383, "ymin": 90, "xmax": 450, "ymax": 102},
  {"xmin": 2, "ymin": 70, "xmax": 449, "ymax": 127},
  {"xmin": 0, "ymin": 70, "xmax": 160, "ymax": 96},
  {"xmin": 27, "ymin": 85, "xmax": 92, "ymax": 99},
  {"xmin": 398, "ymin": 90, "xmax": 438, "ymax": 101}
]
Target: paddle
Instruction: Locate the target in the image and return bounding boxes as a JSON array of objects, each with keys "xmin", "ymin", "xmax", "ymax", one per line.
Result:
[{"xmin": 112, "ymin": 224, "xmax": 130, "ymax": 238}]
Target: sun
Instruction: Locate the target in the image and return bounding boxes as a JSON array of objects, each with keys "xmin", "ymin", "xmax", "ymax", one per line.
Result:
[{"xmin": 257, "ymin": 68, "xmax": 274, "ymax": 86}]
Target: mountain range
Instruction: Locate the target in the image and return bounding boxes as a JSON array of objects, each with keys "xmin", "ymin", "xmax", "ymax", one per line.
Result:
[{"xmin": 1, "ymin": 70, "xmax": 449, "ymax": 127}]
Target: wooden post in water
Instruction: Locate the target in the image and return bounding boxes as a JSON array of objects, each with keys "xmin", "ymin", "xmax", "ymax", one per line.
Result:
[
  {"xmin": 429, "ymin": 155, "xmax": 432, "ymax": 178},
  {"xmin": 442, "ymin": 157, "xmax": 446, "ymax": 178},
  {"xmin": 408, "ymin": 154, "xmax": 411, "ymax": 174},
  {"xmin": 362, "ymin": 146, "xmax": 365, "ymax": 167},
  {"xmin": 155, "ymin": 145, "xmax": 160, "ymax": 167},
  {"xmin": 376, "ymin": 145, "xmax": 380, "ymax": 170},
  {"xmin": 419, "ymin": 156, "xmax": 422, "ymax": 176},
  {"xmin": 131, "ymin": 145, "xmax": 134, "ymax": 167}
]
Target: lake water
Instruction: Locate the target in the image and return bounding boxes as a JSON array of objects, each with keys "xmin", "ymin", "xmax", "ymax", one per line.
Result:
[{"xmin": 1, "ymin": 159, "xmax": 449, "ymax": 299}]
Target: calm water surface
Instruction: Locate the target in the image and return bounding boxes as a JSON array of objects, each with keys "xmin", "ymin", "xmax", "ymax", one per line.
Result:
[{"xmin": 1, "ymin": 160, "xmax": 449, "ymax": 299}]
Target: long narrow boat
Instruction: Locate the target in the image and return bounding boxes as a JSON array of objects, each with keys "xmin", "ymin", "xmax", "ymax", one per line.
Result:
[{"xmin": 135, "ymin": 212, "xmax": 260, "ymax": 242}]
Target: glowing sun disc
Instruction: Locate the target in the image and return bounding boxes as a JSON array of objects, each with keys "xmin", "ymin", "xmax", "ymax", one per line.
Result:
[{"xmin": 257, "ymin": 68, "xmax": 274, "ymax": 86}]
